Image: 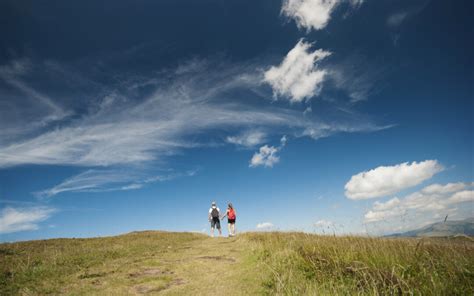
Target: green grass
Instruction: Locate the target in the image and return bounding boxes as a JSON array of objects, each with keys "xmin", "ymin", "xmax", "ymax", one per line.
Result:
[{"xmin": 1, "ymin": 231, "xmax": 473, "ymax": 295}]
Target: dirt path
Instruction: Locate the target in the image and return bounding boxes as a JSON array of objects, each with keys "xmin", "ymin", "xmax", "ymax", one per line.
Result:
[{"xmin": 159, "ymin": 236, "xmax": 265, "ymax": 295}]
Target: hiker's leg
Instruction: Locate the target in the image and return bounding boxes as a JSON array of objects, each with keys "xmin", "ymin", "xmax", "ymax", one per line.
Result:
[
  {"xmin": 227, "ymin": 223, "xmax": 232, "ymax": 237},
  {"xmin": 217, "ymin": 220, "xmax": 222, "ymax": 236},
  {"xmin": 210, "ymin": 226, "xmax": 214, "ymax": 237},
  {"xmin": 232, "ymin": 223, "xmax": 236, "ymax": 235}
]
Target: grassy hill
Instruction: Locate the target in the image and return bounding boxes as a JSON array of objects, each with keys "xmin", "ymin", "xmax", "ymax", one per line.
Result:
[
  {"xmin": 1, "ymin": 231, "xmax": 473, "ymax": 295},
  {"xmin": 387, "ymin": 218, "xmax": 474, "ymax": 237}
]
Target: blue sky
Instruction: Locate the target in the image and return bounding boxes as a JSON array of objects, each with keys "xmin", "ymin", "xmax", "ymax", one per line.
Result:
[{"xmin": 0, "ymin": 0, "xmax": 472, "ymax": 242}]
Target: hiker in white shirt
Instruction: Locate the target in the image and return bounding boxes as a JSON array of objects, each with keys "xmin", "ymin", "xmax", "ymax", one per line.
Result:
[{"xmin": 208, "ymin": 201, "xmax": 222, "ymax": 237}]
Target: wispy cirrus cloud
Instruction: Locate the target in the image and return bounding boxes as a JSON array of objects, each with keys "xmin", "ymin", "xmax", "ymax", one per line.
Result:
[
  {"xmin": 327, "ymin": 54, "xmax": 389, "ymax": 103},
  {"xmin": 226, "ymin": 130, "xmax": 267, "ymax": 148},
  {"xmin": 0, "ymin": 57, "xmax": 388, "ymax": 170},
  {"xmin": 35, "ymin": 169, "xmax": 197, "ymax": 198},
  {"xmin": 0, "ymin": 59, "xmax": 71, "ymax": 143},
  {"xmin": 386, "ymin": 1, "xmax": 429, "ymax": 29},
  {"xmin": 345, "ymin": 160, "xmax": 444, "ymax": 200},
  {"xmin": 0, "ymin": 206, "xmax": 56, "ymax": 234},
  {"xmin": 387, "ymin": 11, "xmax": 410, "ymax": 27}
]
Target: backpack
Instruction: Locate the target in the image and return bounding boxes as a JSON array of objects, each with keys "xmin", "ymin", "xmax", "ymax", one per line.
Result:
[
  {"xmin": 211, "ymin": 207, "xmax": 219, "ymax": 218},
  {"xmin": 228, "ymin": 209, "xmax": 236, "ymax": 219}
]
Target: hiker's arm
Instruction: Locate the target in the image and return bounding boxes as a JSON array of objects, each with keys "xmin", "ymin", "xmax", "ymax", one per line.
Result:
[{"xmin": 220, "ymin": 213, "xmax": 226, "ymax": 220}]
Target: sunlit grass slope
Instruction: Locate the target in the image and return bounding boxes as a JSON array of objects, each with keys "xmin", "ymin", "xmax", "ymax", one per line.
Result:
[{"xmin": 1, "ymin": 231, "xmax": 473, "ymax": 295}]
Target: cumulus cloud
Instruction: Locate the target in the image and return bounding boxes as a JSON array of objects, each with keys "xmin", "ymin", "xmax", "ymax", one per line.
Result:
[
  {"xmin": 447, "ymin": 190, "xmax": 474, "ymax": 204},
  {"xmin": 421, "ymin": 182, "xmax": 471, "ymax": 195},
  {"xmin": 256, "ymin": 222, "xmax": 274, "ymax": 230},
  {"xmin": 249, "ymin": 145, "xmax": 280, "ymax": 168},
  {"xmin": 282, "ymin": 0, "xmax": 364, "ymax": 31},
  {"xmin": 282, "ymin": 0, "xmax": 340, "ymax": 31},
  {"xmin": 263, "ymin": 40, "xmax": 331, "ymax": 103},
  {"xmin": 364, "ymin": 182, "xmax": 474, "ymax": 232},
  {"xmin": 345, "ymin": 160, "xmax": 444, "ymax": 200},
  {"xmin": 249, "ymin": 136, "xmax": 288, "ymax": 168},
  {"xmin": 226, "ymin": 130, "xmax": 267, "ymax": 148},
  {"xmin": 0, "ymin": 206, "xmax": 56, "ymax": 234},
  {"xmin": 373, "ymin": 197, "xmax": 400, "ymax": 211}
]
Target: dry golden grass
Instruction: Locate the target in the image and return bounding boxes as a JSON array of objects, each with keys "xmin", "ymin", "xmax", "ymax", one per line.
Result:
[{"xmin": 243, "ymin": 232, "xmax": 474, "ymax": 295}]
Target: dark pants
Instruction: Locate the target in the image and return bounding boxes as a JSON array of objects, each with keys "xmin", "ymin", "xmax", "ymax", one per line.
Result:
[{"xmin": 211, "ymin": 217, "xmax": 221, "ymax": 229}]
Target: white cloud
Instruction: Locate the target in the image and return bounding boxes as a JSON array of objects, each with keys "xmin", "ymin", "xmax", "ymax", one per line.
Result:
[
  {"xmin": 0, "ymin": 65, "xmax": 295, "ymax": 168},
  {"xmin": 345, "ymin": 160, "xmax": 444, "ymax": 200},
  {"xmin": 36, "ymin": 169, "xmax": 197, "ymax": 198},
  {"xmin": 421, "ymin": 182, "xmax": 471, "ymax": 195},
  {"xmin": 280, "ymin": 135, "xmax": 288, "ymax": 146},
  {"xmin": 282, "ymin": 0, "xmax": 364, "ymax": 31},
  {"xmin": 35, "ymin": 169, "xmax": 138, "ymax": 198},
  {"xmin": 0, "ymin": 58, "xmax": 388, "ymax": 170},
  {"xmin": 249, "ymin": 145, "xmax": 280, "ymax": 168},
  {"xmin": 256, "ymin": 222, "xmax": 274, "ymax": 230},
  {"xmin": 373, "ymin": 197, "xmax": 400, "ymax": 211},
  {"xmin": 363, "ymin": 182, "xmax": 474, "ymax": 232},
  {"xmin": 314, "ymin": 219, "xmax": 335, "ymax": 228},
  {"xmin": 263, "ymin": 40, "xmax": 331, "ymax": 102},
  {"xmin": 364, "ymin": 208, "xmax": 403, "ymax": 223},
  {"xmin": 120, "ymin": 183, "xmax": 143, "ymax": 190},
  {"xmin": 282, "ymin": 0, "xmax": 340, "ymax": 31},
  {"xmin": 447, "ymin": 190, "xmax": 474, "ymax": 204},
  {"xmin": 0, "ymin": 206, "xmax": 56, "ymax": 234},
  {"xmin": 226, "ymin": 130, "xmax": 266, "ymax": 148},
  {"xmin": 249, "ymin": 135, "xmax": 288, "ymax": 168}
]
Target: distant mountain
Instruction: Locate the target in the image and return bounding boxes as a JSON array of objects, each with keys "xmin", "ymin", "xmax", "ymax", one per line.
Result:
[{"xmin": 387, "ymin": 218, "xmax": 474, "ymax": 237}]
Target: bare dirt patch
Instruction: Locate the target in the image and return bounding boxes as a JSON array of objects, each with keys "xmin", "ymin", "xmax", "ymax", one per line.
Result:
[
  {"xmin": 129, "ymin": 268, "xmax": 174, "ymax": 278},
  {"xmin": 78, "ymin": 271, "xmax": 110, "ymax": 279},
  {"xmin": 197, "ymin": 255, "xmax": 236, "ymax": 262},
  {"xmin": 132, "ymin": 278, "xmax": 186, "ymax": 294}
]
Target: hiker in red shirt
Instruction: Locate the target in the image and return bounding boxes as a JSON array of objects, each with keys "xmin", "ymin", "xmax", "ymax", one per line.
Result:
[{"xmin": 222, "ymin": 202, "xmax": 237, "ymax": 237}]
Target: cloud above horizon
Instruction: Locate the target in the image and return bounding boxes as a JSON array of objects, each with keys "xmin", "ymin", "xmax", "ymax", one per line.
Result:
[
  {"xmin": 0, "ymin": 206, "xmax": 56, "ymax": 234},
  {"xmin": 264, "ymin": 40, "xmax": 331, "ymax": 103},
  {"xmin": 345, "ymin": 160, "xmax": 444, "ymax": 200},
  {"xmin": 256, "ymin": 222, "xmax": 274, "ymax": 230},
  {"xmin": 364, "ymin": 182, "xmax": 474, "ymax": 233},
  {"xmin": 314, "ymin": 219, "xmax": 335, "ymax": 228}
]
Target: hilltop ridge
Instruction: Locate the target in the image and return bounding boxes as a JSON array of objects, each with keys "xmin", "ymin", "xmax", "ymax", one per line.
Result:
[{"xmin": 1, "ymin": 231, "xmax": 473, "ymax": 295}]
